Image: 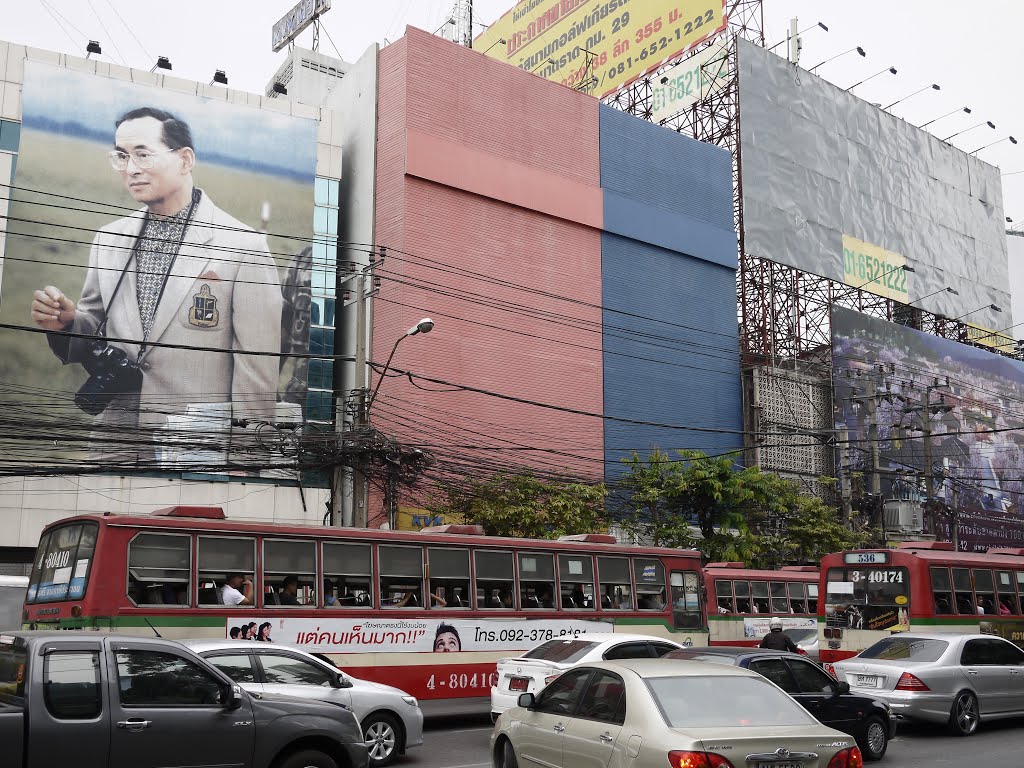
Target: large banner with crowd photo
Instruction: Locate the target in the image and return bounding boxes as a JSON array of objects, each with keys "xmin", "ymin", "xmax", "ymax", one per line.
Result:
[
  {"xmin": 0, "ymin": 61, "xmax": 318, "ymax": 473},
  {"xmin": 832, "ymin": 306, "xmax": 1024, "ymax": 551}
]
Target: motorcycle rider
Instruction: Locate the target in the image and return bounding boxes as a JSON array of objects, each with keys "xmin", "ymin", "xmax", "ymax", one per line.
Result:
[{"xmin": 759, "ymin": 616, "xmax": 800, "ymax": 652}]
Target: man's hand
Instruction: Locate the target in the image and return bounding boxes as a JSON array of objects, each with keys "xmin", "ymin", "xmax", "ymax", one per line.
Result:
[{"xmin": 31, "ymin": 286, "xmax": 76, "ymax": 331}]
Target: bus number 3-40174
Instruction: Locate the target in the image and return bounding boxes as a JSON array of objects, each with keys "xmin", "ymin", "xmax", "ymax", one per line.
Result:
[
  {"xmin": 426, "ymin": 672, "xmax": 499, "ymax": 691},
  {"xmin": 850, "ymin": 570, "xmax": 903, "ymax": 583}
]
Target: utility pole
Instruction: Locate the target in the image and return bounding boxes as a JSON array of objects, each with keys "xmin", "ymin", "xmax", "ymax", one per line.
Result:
[
  {"xmin": 951, "ymin": 483, "xmax": 960, "ymax": 551},
  {"xmin": 919, "ymin": 386, "xmax": 935, "ymax": 533}
]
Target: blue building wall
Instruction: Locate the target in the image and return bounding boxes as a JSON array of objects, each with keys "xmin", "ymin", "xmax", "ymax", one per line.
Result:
[{"xmin": 598, "ymin": 105, "xmax": 742, "ymax": 480}]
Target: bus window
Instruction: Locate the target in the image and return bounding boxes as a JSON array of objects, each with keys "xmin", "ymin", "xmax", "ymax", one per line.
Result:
[
  {"xmin": 597, "ymin": 556, "xmax": 632, "ymax": 610},
  {"xmin": 428, "ymin": 548, "xmax": 470, "ymax": 608},
  {"xmin": 475, "ymin": 550, "xmax": 515, "ymax": 609},
  {"xmin": 996, "ymin": 571, "xmax": 1018, "ymax": 614},
  {"xmin": 323, "ymin": 542, "xmax": 371, "ymax": 607},
  {"xmin": 380, "ymin": 545, "xmax": 423, "ymax": 608},
  {"xmin": 787, "ymin": 582, "xmax": 807, "ymax": 614},
  {"xmin": 126, "ymin": 533, "xmax": 191, "ymax": 606},
  {"xmin": 671, "ymin": 571, "xmax": 702, "ymax": 628},
  {"xmin": 518, "ymin": 553, "xmax": 554, "ymax": 609},
  {"xmin": 974, "ymin": 569, "xmax": 995, "ymax": 615},
  {"xmin": 714, "ymin": 579, "xmax": 733, "ymax": 614},
  {"xmin": 734, "ymin": 580, "xmax": 751, "ymax": 613},
  {"xmin": 750, "ymin": 581, "xmax": 770, "ymax": 614},
  {"xmin": 197, "ymin": 536, "xmax": 255, "ymax": 606},
  {"xmin": 633, "ymin": 559, "xmax": 665, "ymax": 610},
  {"xmin": 27, "ymin": 522, "xmax": 98, "ymax": 604},
  {"xmin": 770, "ymin": 582, "xmax": 790, "ymax": 613},
  {"xmin": 263, "ymin": 540, "xmax": 315, "ymax": 607},
  {"xmin": 806, "ymin": 584, "xmax": 818, "ymax": 614},
  {"xmin": 559, "ymin": 555, "xmax": 594, "ymax": 609},
  {"xmin": 930, "ymin": 567, "xmax": 954, "ymax": 614},
  {"xmin": 951, "ymin": 567, "xmax": 977, "ymax": 615}
]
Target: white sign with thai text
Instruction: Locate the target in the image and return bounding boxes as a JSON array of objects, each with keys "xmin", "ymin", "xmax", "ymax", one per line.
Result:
[{"xmin": 742, "ymin": 616, "xmax": 816, "ymax": 639}]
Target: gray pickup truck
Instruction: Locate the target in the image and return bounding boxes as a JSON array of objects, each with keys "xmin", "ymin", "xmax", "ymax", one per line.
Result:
[{"xmin": 0, "ymin": 631, "xmax": 369, "ymax": 768}]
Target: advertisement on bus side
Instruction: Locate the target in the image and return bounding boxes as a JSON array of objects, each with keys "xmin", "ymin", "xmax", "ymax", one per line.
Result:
[
  {"xmin": 226, "ymin": 617, "xmax": 614, "ymax": 653},
  {"xmin": 742, "ymin": 616, "xmax": 816, "ymax": 638}
]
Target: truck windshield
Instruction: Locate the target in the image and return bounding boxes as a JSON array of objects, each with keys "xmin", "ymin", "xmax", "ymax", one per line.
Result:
[
  {"xmin": 0, "ymin": 641, "xmax": 27, "ymax": 703},
  {"xmin": 27, "ymin": 522, "xmax": 98, "ymax": 604}
]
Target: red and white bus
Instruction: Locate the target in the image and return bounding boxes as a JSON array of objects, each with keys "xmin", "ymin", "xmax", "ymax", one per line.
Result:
[
  {"xmin": 819, "ymin": 542, "xmax": 1024, "ymax": 667},
  {"xmin": 22, "ymin": 506, "xmax": 708, "ymax": 715},
  {"xmin": 704, "ymin": 562, "xmax": 819, "ymax": 646}
]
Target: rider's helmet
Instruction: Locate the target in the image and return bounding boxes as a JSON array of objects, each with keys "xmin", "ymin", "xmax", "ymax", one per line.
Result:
[{"xmin": 769, "ymin": 616, "xmax": 783, "ymax": 631}]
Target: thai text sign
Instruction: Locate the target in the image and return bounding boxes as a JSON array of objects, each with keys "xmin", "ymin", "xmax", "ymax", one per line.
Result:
[
  {"xmin": 842, "ymin": 234, "xmax": 910, "ymax": 301},
  {"xmin": 742, "ymin": 616, "xmax": 815, "ymax": 639},
  {"xmin": 475, "ymin": 0, "xmax": 727, "ymax": 99},
  {"xmin": 650, "ymin": 42, "xmax": 728, "ymax": 122},
  {"xmin": 226, "ymin": 617, "xmax": 612, "ymax": 653}
]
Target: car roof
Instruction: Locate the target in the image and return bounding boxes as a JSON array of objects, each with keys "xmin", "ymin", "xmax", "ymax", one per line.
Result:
[
  {"xmin": 668, "ymin": 646, "xmax": 804, "ymax": 659},
  {"xmin": 570, "ymin": 633, "xmax": 681, "ymax": 644},
  {"xmin": 180, "ymin": 639, "xmax": 307, "ymax": 654},
  {"xmin": 586, "ymin": 657, "xmax": 763, "ymax": 679}
]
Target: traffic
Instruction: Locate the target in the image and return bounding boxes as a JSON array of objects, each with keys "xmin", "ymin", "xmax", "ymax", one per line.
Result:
[{"xmin": 6, "ymin": 507, "xmax": 1024, "ymax": 766}]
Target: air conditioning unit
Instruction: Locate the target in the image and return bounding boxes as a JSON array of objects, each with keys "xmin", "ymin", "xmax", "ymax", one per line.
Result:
[{"xmin": 884, "ymin": 500, "xmax": 922, "ymax": 533}]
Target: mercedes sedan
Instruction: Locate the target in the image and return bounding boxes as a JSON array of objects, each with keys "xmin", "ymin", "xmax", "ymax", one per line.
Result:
[
  {"xmin": 183, "ymin": 639, "xmax": 424, "ymax": 766},
  {"xmin": 491, "ymin": 658, "xmax": 864, "ymax": 768},
  {"xmin": 832, "ymin": 633, "xmax": 1024, "ymax": 736}
]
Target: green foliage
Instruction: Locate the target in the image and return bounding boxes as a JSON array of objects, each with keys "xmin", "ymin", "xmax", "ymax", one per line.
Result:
[
  {"xmin": 615, "ymin": 450, "xmax": 863, "ymax": 566},
  {"xmin": 426, "ymin": 472, "xmax": 608, "ymax": 539}
]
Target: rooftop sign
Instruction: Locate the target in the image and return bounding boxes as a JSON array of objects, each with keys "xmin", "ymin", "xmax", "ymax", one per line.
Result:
[{"xmin": 272, "ymin": 0, "xmax": 332, "ymax": 53}]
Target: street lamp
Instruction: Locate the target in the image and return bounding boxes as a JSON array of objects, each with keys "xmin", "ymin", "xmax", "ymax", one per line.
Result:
[
  {"xmin": 971, "ymin": 135, "xmax": 1017, "ymax": 155},
  {"xmin": 367, "ymin": 318, "xmax": 435, "ymax": 412},
  {"xmin": 919, "ymin": 105, "xmax": 971, "ymax": 130},
  {"xmin": 845, "ymin": 66, "xmax": 897, "ymax": 92},
  {"xmin": 884, "ymin": 83, "xmax": 940, "ymax": 112},
  {"xmin": 943, "ymin": 120, "xmax": 995, "ymax": 143},
  {"xmin": 808, "ymin": 45, "xmax": 865, "ymax": 73}
]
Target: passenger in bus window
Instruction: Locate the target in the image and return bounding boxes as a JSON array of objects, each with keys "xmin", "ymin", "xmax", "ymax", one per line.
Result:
[
  {"xmin": 500, "ymin": 590, "xmax": 514, "ymax": 609},
  {"xmin": 221, "ymin": 573, "xmax": 254, "ymax": 606},
  {"xmin": 278, "ymin": 575, "xmax": 301, "ymax": 606},
  {"xmin": 323, "ymin": 578, "xmax": 338, "ymax": 607},
  {"xmin": 999, "ymin": 600, "xmax": 1012, "ymax": 615}
]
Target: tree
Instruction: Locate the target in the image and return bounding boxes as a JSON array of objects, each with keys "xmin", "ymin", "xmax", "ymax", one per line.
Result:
[
  {"xmin": 780, "ymin": 493, "xmax": 872, "ymax": 564},
  {"xmin": 426, "ymin": 471, "xmax": 608, "ymax": 539}
]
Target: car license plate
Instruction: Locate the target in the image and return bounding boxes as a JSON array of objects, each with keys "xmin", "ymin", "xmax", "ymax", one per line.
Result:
[
  {"xmin": 509, "ymin": 677, "xmax": 529, "ymax": 692},
  {"xmin": 856, "ymin": 674, "xmax": 878, "ymax": 687},
  {"xmin": 757, "ymin": 763, "xmax": 800, "ymax": 768}
]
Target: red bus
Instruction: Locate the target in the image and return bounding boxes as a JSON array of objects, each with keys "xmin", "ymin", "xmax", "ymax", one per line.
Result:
[
  {"xmin": 22, "ymin": 506, "xmax": 709, "ymax": 715},
  {"xmin": 819, "ymin": 542, "xmax": 1024, "ymax": 667},
  {"xmin": 704, "ymin": 562, "xmax": 819, "ymax": 647}
]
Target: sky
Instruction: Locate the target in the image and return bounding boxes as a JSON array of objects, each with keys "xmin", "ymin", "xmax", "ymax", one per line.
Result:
[{"xmin": 4, "ymin": 0, "xmax": 1023, "ymax": 223}]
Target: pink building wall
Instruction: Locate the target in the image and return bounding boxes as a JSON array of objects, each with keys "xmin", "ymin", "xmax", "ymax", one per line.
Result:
[{"xmin": 372, "ymin": 28, "xmax": 606, "ymax": 519}]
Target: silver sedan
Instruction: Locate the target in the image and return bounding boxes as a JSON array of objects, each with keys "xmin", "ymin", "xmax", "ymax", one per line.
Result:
[
  {"xmin": 182, "ymin": 639, "xmax": 424, "ymax": 766},
  {"xmin": 832, "ymin": 632, "xmax": 1024, "ymax": 736},
  {"xmin": 491, "ymin": 657, "xmax": 862, "ymax": 768}
]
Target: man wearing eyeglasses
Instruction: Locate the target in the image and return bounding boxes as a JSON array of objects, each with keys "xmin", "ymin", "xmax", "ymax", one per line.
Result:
[{"xmin": 30, "ymin": 107, "xmax": 282, "ymax": 466}]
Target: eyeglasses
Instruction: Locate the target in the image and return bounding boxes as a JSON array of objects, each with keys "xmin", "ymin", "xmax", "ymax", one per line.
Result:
[{"xmin": 107, "ymin": 148, "xmax": 178, "ymax": 170}]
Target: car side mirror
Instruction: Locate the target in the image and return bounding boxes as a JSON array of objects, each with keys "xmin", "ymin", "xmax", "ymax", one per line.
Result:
[
  {"xmin": 834, "ymin": 681, "xmax": 850, "ymax": 695},
  {"xmin": 517, "ymin": 692, "xmax": 535, "ymax": 709},
  {"xmin": 221, "ymin": 683, "xmax": 242, "ymax": 710},
  {"xmin": 334, "ymin": 672, "xmax": 353, "ymax": 689}
]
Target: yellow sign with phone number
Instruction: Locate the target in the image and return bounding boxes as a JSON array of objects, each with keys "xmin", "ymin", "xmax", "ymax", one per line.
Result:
[
  {"xmin": 475, "ymin": 0, "xmax": 727, "ymax": 99},
  {"xmin": 841, "ymin": 234, "xmax": 910, "ymax": 301}
]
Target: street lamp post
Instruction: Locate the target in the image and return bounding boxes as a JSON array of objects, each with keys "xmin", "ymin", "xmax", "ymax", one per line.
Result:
[{"xmin": 367, "ymin": 318, "xmax": 435, "ymax": 412}]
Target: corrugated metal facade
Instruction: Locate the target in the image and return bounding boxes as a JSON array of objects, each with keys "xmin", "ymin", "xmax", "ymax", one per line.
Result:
[{"xmin": 373, "ymin": 30, "xmax": 740, "ymax": 510}]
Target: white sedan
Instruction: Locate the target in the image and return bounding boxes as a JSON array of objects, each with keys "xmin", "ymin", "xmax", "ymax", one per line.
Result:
[
  {"xmin": 491, "ymin": 633, "xmax": 684, "ymax": 720},
  {"xmin": 183, "ymin": 639, "xmax": 423, "ymax": 767},
  {"xmin": 492, "ymin": 658, "xmax": 863, "ymax": 768}
]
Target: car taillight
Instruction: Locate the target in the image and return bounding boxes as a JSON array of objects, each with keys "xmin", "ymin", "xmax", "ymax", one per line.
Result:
[
  {"xmin": 895, "ymin": 672, "xmax": 930, "ymax": 691},
  {"xmin": 827, "ymin": 746, "xmax": 863, "ymax": 768},
  {"xmin": 797, "ymin": 647, "xmax": 808, "ymax": 655},
  {"xmin": 667, "ymin": 751, "xmax": 734, "ymax": 768}
]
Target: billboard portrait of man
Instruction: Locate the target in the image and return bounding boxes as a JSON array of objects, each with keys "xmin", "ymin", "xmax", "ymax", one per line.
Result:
[{"xmin": 2, "ymin": 62, "xmax": 318, "ymax": 470}]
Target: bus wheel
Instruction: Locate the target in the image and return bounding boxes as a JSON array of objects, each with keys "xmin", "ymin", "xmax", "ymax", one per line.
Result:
[
  {"xmin": 859, "ymin": 716, "xmax": 888, "ymax": 760},
  {"xmin": 362, "ymin": 712, "xmax": 401, "ymax": 766},
  {"xmin": 949, "ymin": 691, "xmax": 979, "ymax": 736}
]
